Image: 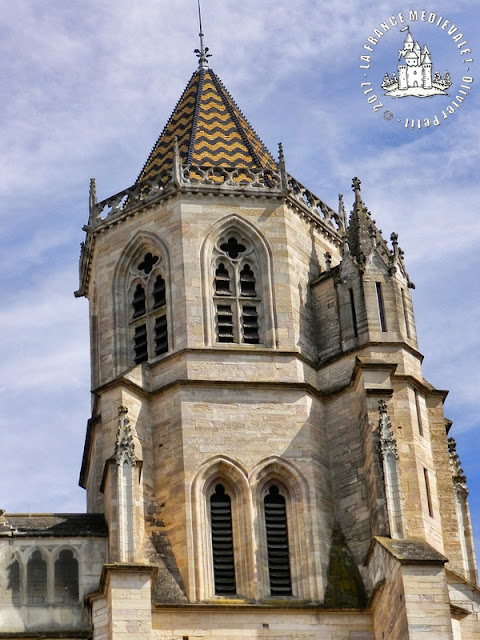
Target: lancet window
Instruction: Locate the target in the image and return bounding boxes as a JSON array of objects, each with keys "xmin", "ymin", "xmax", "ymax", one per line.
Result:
[
  {"xmin": 54, "ymin": 549, "xmax": 79, "ymax": 603},
  {"xmin": 264, "ymin": 485, "xmax": 292, "ymax": 595},
  {"xmin": 7, "ymin": 557, "xmax": 21, "ymax": 603},
  {"xmin": 213, "ymin": 235, "xmax": 261, "ymax": 344},
  {"xmin": 130, "ymin": 252, "xmax": 169, "ymax": 364},
  {"xmin": 27, "ymin": 550, "xmax": 47, "ymax": 604},
  {"xmin": 210, "ymin": 483, "xmax": 236, "ymax": 595}
]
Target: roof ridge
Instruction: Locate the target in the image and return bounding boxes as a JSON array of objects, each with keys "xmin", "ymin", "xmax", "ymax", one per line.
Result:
[
  {"xmin": 135, "ymin": 66, "xmax": 276, "ymax": 183},
  {"xmin": 187, "ymin": 68, "xmax": 206, "ymax": 164},
  {"xmin": 209, "ymin": 70, "xmax": 275, "ymax": 167},
  {"xmin": 136, "ymin": 71, "xmax": 198, "ymax": 183}
]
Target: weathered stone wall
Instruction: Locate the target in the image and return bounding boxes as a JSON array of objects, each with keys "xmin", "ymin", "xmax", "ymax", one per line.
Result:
[
  {"xmin": 78, "ymin": 182, "xmax": 480, "ymax": 637},
  {"xmin": 0, "ymin": 536, "xmax": 106, "ymax": 633},
  {"xmin": 152, "ymin": 608, "xmax": 374, "ymax": 640}
]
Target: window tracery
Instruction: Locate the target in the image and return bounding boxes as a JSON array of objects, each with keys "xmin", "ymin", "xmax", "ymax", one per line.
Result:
[
  {"xmin": 130, "ymin": 252, "xmax": 169, "ymax": 363},
  {"xmin": 8, "ymin": 547, "xmax": 80, "ymax": 606},
  {"xmin": 213, "ymin": 234, "xmax": 261, "ymax": 344}
]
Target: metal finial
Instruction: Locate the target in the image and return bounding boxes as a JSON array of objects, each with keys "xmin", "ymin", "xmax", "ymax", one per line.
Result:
[{"xmin": 194, "ymin": 0, "xmax": 211, "ymax": 69}]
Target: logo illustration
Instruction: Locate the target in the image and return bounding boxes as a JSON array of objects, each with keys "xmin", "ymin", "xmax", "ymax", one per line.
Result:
[
  {"xmin": 381, "ymin": 26, "xmax": 452, "ymax": 97},
  {"xmin": 358, "ymin": 10, "xmax": 475, "ymax": 131}
]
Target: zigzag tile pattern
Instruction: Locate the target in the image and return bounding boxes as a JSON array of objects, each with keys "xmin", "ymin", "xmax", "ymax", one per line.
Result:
[
  {"xmin": 137, "ymin": 68, "xmax": 276, "ymax": 184},
  {"xmin": 138, "ymin": 72, "xmax": 200, "ymax": 183}
]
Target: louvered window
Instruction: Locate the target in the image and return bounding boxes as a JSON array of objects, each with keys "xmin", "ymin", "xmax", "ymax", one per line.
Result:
[
  {"xmin": 154, "ymin": 315, "xmax": 168, "ymax": 355},
  {"xmin": 240, "ymin": 264, "xmax": 256, "ymax": 297},
  {"xmin": 130, "ymin": 253, "xmax": 169, "ymax": 364},
  {"xmin": 152, "ymin": 274, "xmax": 166, "ymax": 308},
  {"xmin": 132, "ymin": 284, "xmax": 146, "ymax": 318},
  {"xmin": 213, "ymin": 235, "xmax": 262, "ymax": 345},
  {"xmin": 134, "ymin": 324, "xmax": 148, "ymax": 363},
  {"xmin": 242, "ymin": 305, "xmax": 259, "ymax": 344},
  {"xmin": 210, "ymin": 484, "xmax": 236, "ymax": 595},
  {"xmin": 215, "ymin": 263, "xmax": 231, "ymax": 296},
  {"xmin": 216, "ymin": 305, "xmax": 234, "ymax": 343},
  {"xmin": 264, "ymin": 486, "xmax": 292, "ymax": 596}
]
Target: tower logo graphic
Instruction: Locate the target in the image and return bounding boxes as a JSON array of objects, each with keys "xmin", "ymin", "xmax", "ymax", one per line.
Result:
[
  {"xmin": 358, "ymin": 11, "xmax": 475, "ymax": 131},
  {"xmin": 381, "ymin": 26, "xmax": 452, "ymax": 97}
]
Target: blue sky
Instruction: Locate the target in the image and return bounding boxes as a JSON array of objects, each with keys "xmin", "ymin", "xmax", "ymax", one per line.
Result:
[{"xmin": 0, "ymin": 1, "xmax": 479, "ymax": 553}]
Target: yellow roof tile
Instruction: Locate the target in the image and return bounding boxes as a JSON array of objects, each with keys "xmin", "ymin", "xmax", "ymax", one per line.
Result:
[{"xmin": 137, "ymin": 68, "xmax": 276, "ymax": 184}]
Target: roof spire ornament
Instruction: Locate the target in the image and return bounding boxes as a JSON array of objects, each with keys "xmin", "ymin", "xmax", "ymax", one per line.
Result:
[
  {"xmin": 352, "ymin": 177, "xmax": 362, "ymax": 208},
  {"xmin": 278, "ymin": 142, "xmax": 288, "ymax": 192},
  {"xmin": 194, "ymin": 0, "xmax": 211, "ymax": 69},
  {"xmin": 338, "ymin": 194, "xmax": 347, "ymax": 229}
]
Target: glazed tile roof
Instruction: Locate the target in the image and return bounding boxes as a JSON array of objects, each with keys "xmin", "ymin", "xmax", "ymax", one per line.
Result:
[{"xmin": 137, "ymin": 67, "xmax": 277, "ymax": 183}]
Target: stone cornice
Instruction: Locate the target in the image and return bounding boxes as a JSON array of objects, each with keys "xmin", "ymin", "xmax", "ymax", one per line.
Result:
[
  {"xmin": 84, "ymin": 562, "xmax": 158, "ymax": 605},
  {"xmin": 75, "ymin": 168, "xmax": 343, "ymax": 298}
]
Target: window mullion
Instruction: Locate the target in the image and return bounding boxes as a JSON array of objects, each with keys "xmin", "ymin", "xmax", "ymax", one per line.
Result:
[{"xmin": 234, "ymin": 265, "xmax": 241, "ymax": 342}]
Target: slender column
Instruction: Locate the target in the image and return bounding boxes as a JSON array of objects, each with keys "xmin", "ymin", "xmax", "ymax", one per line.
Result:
[
  {"xmin": 378, "ymin": 400, "xmax": 403, "ymax": 538},
  {"xmin": 115, "ymin": 406, "xmax": 137, "ymax": 563}
]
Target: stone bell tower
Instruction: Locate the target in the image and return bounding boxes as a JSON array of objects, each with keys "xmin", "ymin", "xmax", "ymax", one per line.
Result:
[{"xmin": 74, "ymin": 33, "xmax": 480, "ymax": 640}]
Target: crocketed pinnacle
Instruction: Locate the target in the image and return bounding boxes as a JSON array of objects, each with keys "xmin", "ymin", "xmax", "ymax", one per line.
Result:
[
  {"xmin": 348, "ymin": 177, "xmax": 374, "ymax": 262},
  {"xmin": 348, "ymin": 177, "xmax": 388, "ymax": 263},
  {"xmin": 137, "ymin": 67, "xmax": 277, "ymax": 184}
]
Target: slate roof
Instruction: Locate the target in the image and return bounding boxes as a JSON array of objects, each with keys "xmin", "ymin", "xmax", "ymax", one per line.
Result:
[
  {"xmin": 0, "ymin": 513, "xmax": 108, "ymax": 538},
  {"xmin": 137, "ymin": 67, "xmax": 277, "ymax": 184}
]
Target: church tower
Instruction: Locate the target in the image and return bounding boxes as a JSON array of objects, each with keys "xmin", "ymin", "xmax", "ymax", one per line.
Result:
[{"xmin": 71, "ymin": 33, "xmax": 480, "ymax": 640}]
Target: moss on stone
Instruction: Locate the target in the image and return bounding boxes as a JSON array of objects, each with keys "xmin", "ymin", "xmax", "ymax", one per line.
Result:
[{"xmin": 324, "ymin": 523, "xmax": 368, "ymax": 608}]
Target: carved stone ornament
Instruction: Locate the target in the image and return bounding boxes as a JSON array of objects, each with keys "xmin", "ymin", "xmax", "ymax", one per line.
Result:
[
  {"xmin": 114, "ymin": 405, "xmax": 136, "ymax": 466},
  {"xmin": 378, "ymin": 399, "xmax": 398, "ymax": 460},
  {"xmin": 448, "ymin": 437, "xmax": 468, "ymax": 494}
]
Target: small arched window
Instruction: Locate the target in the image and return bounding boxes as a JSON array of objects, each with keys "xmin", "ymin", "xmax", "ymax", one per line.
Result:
[
  {"xmin": 210, "ymin": 483, "xmax": 236, "ymax": 595},
  {"xmin": 264, "ymin": 485, "xmax": 292, "ymax": 595},
  {"xmin": 54, "ymin": 549, "xmax": 79, "ymax": 603},
  {"xmin": 27, "ymin": 550, "xmax": 47, "ymax": 604},
  {"xmin": 130, "ymin": 252, "xmax": 169, "ymax": 364},
  {"xmin": 213, "ymin": 236, "xmax": 261, "ymax": 344},
  {"xmin": 7, "ymin": 557, "xmax": 21, "ymax": 603}
]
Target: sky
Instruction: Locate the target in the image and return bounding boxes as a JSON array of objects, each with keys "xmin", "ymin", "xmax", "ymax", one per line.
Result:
[{"xmin": 0, "ymin": 1, "xmax": 479, "ymax": 552}]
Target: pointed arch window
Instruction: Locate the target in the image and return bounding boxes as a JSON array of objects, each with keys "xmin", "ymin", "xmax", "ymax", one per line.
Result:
[
  {"xmin": 54, "ymin": 549, "xmax": 79, "ymax": 603},
  {"xmin": 7, "ymin": 556, "xmax": 21, "ymax": 604},
  {"xmin": 27, "ymin": 550, "xmax": 47, "ymax": 604},
  {"xmin": 213, "ymin": 235, "xmax": 261, "ymax": 345},
  {"xmin": 210, "ymin": 483, "xmax": 236, "ymax": 595},
  {"xmin": 130, "ymin": 252, "xmax": 169, "ymax": 363},
  {"xmin": 264, "ymin": 485, "xmax": 292, "ymax": 595}
]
